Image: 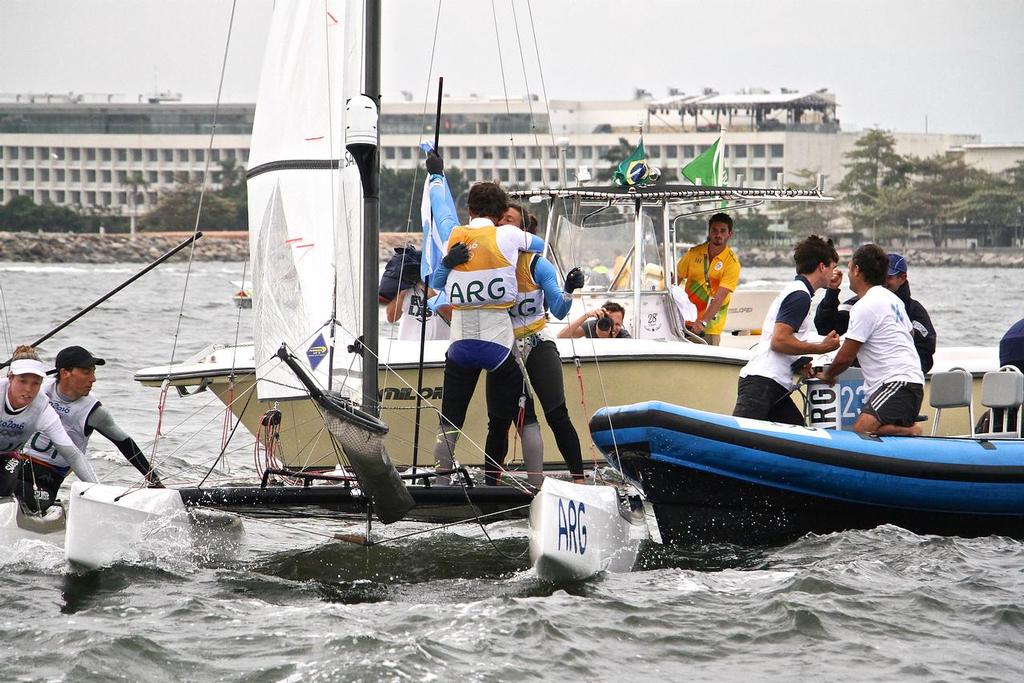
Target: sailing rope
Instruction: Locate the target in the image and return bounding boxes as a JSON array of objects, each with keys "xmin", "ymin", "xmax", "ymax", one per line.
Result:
[
  {"xmin": 0, "ymin": 281, "xmax": 13, "ymax": 354},
  {"xmin": 151, "ymin": 0, "xmax": 239, "ymax": 472}
]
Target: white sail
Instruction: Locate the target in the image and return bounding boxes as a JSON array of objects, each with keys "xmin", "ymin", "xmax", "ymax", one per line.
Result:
[{"xmin": 248, "ymin": 0, "xmax": 364, "ymax": 401}]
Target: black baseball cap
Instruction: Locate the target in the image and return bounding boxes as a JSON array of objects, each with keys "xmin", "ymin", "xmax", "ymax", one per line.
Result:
[{"xmin": 49, "ymin": 346, "xmax": 106, "ymax": 375}]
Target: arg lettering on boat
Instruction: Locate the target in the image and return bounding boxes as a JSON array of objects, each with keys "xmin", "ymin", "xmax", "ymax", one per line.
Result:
[
  {"xmin": 556, "ymin": 497, "xmax": 587, "ymax": 555},
  {"xmin": 806, "ymin": 368, "xmax": 866, "ymax": 430}
]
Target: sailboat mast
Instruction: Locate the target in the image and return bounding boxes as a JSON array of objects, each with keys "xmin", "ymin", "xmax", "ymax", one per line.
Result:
[{"xmin": 360, "ymin": 0, "xmax": 382, "ymax": 415}]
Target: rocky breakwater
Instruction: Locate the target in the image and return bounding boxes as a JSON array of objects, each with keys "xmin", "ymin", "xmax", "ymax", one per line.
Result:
[{"xmin": 0, "ymin": 231, "xmax": 249, "ymax": 263}]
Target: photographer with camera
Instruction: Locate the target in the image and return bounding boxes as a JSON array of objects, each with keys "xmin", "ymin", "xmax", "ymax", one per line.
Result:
[{"xmin": 558, "ymin": 301, "xmax": 631, "ymax": 339}]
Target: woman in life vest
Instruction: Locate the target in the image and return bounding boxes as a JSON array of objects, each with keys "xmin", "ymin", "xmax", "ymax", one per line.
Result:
[
  {"xmin": 495, "ymin": 203, "xmax": 585, "ymax": 485},
  {"xmin": 424, "ymin": 151, "xmax": 544, "ymax": 484},
  {"xmin": 0, "ymin": 346, "xmax": 98, "ymax": 512}
]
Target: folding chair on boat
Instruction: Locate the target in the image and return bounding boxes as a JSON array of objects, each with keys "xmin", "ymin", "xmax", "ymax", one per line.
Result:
[
  {"xmin": 928, "ymin": 367, "xmax": 974, "ymax": 437},
  {"xmin": 980, "ymin": 365, "xmax": 1024, "ymax": 438}
]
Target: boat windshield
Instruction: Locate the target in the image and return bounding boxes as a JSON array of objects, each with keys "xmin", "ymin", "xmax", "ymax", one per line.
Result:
[{"xmin": 549, "ymin": 200, "xmax": 667, "ymax": 293}]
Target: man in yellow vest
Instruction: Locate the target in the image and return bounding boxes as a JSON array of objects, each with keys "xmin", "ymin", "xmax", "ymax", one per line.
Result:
[
  {"xmin": 426, "ymin": 152, "xmax": 545, "ymax": 485},
  {"xmin": 675, "ymin": 212, "xmax": 741, "ymax": 345}
]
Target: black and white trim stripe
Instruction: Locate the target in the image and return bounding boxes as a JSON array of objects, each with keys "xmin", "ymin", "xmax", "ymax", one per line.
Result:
[{"xmin": 869, "ymin": 381, "xmax": 906, "ymax": 410}]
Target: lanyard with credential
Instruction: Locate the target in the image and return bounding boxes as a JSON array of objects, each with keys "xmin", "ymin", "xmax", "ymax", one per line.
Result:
[{"xmin": 703, "ymin": 244, "xmax": 712, "ymax": 293}]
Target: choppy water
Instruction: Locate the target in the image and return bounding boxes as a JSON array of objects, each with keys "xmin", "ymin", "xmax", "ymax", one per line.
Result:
[{"xmin": 1, "ymin": 261, "xmax": 1022, "ymax": 682}]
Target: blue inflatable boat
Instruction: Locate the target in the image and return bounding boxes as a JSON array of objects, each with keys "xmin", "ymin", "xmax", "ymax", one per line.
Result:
[{"xmin": 589, "ymin": 401, "xmax": 1024, "ymax": 545}]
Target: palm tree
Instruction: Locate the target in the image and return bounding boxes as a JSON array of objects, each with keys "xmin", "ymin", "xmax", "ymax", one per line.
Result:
[{"xmin": 123, "ymin": 172, "xmax": 150, "ymax": 235}]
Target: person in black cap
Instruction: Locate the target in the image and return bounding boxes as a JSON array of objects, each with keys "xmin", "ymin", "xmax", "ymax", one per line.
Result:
[
  {"xmin": 16, "ymin": 345, "xmax": 162, "ymax": 511},
  {"xmin": 814, "ymin": 251, "xmax": 936, "ymax": 373}
]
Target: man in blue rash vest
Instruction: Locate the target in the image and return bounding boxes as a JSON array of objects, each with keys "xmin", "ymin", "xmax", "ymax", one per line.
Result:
[
  {"xmin": 496, "ymin": 202, "xmax": 585, "ymax": 486},
  {"xmin": 0, "ymin": 346, "xmax": 99, "ymax": 512},
  {"xmin": 733, "ymin": 236, "xmax": 841, "ymax": 425},
  {"xmin": 424, "ymin": 150, "xmax": 545, "ymax": 485}
]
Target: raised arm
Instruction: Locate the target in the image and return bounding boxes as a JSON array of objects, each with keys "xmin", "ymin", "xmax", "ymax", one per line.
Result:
[{"xmin": 534, "ymin": 258, "xmax": 582, "ymax": 320}]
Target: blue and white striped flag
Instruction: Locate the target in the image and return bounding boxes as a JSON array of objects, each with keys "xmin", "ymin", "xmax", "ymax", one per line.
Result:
[{"xmin": 418, "ymin": 141, "xmax": 455, "ymax": 283}]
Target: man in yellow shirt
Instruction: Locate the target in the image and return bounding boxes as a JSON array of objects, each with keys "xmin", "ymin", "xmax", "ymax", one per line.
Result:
[{"xmin": 675, "ymin": 213, "xmax": 741, "ymax": 345}]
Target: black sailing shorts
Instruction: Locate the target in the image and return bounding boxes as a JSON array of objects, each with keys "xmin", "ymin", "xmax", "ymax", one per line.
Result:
[{"xmin": 862, "ymin": 381, "xmax": 924, "ymax": 427}]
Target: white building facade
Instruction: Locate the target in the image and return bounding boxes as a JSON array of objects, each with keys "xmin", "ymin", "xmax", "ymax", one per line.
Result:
[{"xmin": 0, "ymin": 92, "xmax": 982, "ymax": 217}]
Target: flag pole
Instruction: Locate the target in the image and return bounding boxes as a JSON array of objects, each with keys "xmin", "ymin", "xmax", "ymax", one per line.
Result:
[{"xmin": 411, "ymin": 76, "xmax": 443, "ymax": 474}]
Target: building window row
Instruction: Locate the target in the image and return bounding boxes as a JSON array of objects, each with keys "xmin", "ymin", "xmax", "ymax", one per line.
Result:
[{"xmin": 1, "ymin": 146, "xmax": 248, "ymax": 166}]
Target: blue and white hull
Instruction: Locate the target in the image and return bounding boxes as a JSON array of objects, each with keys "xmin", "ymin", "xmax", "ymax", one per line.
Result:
[{"xmin": 589, "ymin": 401, "xmax": 1024, "ymax": 545}]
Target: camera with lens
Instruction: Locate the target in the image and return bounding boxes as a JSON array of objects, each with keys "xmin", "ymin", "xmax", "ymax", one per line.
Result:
[{"xmin": 596, "ymin": 310, "xmax": 613, "ymax": 332}]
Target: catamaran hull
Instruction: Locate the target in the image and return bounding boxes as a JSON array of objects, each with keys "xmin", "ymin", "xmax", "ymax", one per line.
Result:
[
  {"xmin": 590, "ymin": 402, "xmax": 1024, "ymax": 546},
  {"xmin": 66, "ymin": 483, "xmax": 244, "ymax": 568},
  {"xmin": 528, "ymin": 478, "xmax": 646, "ymax": 581},
  {"xmin": 0, "ymin": 497, "xmax": 65, "ymax": 547}
]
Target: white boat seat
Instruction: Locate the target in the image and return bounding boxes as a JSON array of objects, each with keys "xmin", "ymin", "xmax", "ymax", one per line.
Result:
[
  {"xmin": 929, "ymin": 367, "xmax": 974, "ymax": 437},
  {"xmin": 980, "ymin": 366, "xmax": 1024, "ymax": 437}
]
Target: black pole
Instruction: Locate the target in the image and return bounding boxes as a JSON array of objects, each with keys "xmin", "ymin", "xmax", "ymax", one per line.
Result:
[
  {"xmin": 410, "ymin": 77, "xmax": 444, "ymax": 474},
  {"xmin": 2, "ymin": 232, "xmax": 203, "ymax": 369},
  {"xmin": 360, "ymin": 0, "xmax": 382, "ymax": 416}
]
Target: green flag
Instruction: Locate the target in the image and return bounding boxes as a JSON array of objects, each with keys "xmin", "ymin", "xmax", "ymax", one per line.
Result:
[
  {"xmin": 680, "ymin": 138, "xmax": 724, "ymax": 186},
  {"xmin": 613, "ymin": 139, "xmax": 654, "ymax": 187}
]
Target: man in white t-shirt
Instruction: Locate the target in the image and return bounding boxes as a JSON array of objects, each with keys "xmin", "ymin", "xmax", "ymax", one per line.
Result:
[{"xmin": 816, "ymin": 244, "xmax": 925, "ymax": 436}]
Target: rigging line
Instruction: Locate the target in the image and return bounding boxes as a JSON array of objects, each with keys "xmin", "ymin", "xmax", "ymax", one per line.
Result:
[
  {"xmin": 525, "ymin": 0, "xmax": 558, "ymax": 153},
  {"xmin": 582, "ymin": 318, "xmax": 619, "ymax": 480},
  {"xmin": 385, "ymin": 1, "xmax": 444, "ymax": 382},
  {"xmin": 0, "ymin": 281, "xmax": 12, "ymax": 353},
  {"xmin": 165, "ymin": 0, "xmax": 239, "ymax": 374},
  {"xmin": 400, "ymin": 0, "xmax": 444, "ymax": 235},
  {"xmin": 509, "ymin": 0, "xmax": 542, "ymax": 153},
  {"xmin": 322, "ymin": 0, "xmax": 342, "ymax": 391},
  {"xmin": 362, "ymin": 503, "xmax": 533, "ymax": 549},
  {"xmin": 490, "ymin": 0, "xmax": 520, "ymax": 180},
  {"xmin": 196, "ymin": 387, "xmax": 254, "ymax": 488}
]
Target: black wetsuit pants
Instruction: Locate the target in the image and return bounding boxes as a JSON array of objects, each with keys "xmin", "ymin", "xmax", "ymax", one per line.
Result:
[
  {"xmin": 520, "ymin": 339, "xmax": 584, "ymax": 477},
  {"xmin": 437, "ymin": 352, "xmax": 524, "ymax": 485}
]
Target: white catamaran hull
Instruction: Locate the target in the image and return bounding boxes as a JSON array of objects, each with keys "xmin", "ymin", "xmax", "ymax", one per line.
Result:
[
  {"xmin": 66, "ymin": 483, "xmax": 245, "ymax": 569},
  {"xmin": 0, "ymin": 497, "xmax": 66, "ymax": 547},
  {"xmin": 528, "ymin": 478, "xmax": 647, "ymax": 581}
]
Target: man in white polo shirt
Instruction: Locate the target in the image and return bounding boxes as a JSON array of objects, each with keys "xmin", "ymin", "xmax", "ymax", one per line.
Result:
[
  {"xmin": 816, "ymin": 244, "xmax": 926, "ymax": 436},
  {"xmin": 733, "ymin": 235, "xmax": 841, "ymax": 425}
]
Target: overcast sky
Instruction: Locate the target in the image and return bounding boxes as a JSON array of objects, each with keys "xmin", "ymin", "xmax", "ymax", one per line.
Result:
[{"xmin": 2, "ymin": 0, "xmax": 1022, "ymax": 141}]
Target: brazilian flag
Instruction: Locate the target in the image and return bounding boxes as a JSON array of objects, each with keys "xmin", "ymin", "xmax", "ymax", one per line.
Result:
[{"xmin": 613, "ymin": 139, "xmax": 654, "ymax": 187}]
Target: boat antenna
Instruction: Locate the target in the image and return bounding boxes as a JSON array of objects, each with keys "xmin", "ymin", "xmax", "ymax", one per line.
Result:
[{"xmin": 410, "ymin": 76, "xmax": 444, "ymax": 473}]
